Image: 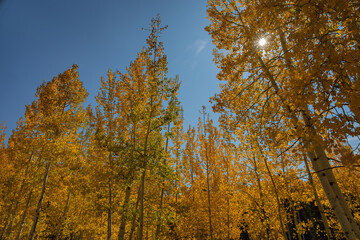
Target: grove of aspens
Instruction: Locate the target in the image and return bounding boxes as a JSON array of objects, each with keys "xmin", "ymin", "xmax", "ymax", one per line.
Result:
[{"xmin": 1, "ymin": 1, "xmax": 360, "ymax": 239}]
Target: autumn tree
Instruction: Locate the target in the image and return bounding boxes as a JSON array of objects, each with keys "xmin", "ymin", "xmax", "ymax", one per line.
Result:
[
  {"xmin": 0, "ymin": 108, "xmax": 42, "ymax": 240},
  {"xmin": 85, "ymin": 16, "xmax": 182, "ymax": 240},
  {"xmin": 92, "ymin": 69, "xmax": 124, "ymax": 240},
  {"xmin": 0, "ymin": 65, "xmax": 88, "ymax": 240},
  {"xmin": 132, "ymin": 16, "xmax": 182, "ymax": 240},
  {"xmin": 206, "ymin": 0, "xmax": 360, "ymax": 239},
  {"xmin": 28, "ymin": 65, "xmax": 88, "ymax": 239}
]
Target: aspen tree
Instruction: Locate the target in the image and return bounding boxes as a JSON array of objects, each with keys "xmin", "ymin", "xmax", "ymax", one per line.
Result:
[
  {"xmin": 26, "ymin": 65, "xmax": 87, "ymax": 240},
  {"xmin": 206, "ymin": 1, "xmax": 360, "ymax": 238},
  {"xmin": 135, "ymin": 16, "xmax": 177, "ymax": 240},
  {"xmin": 94, "ymin": 70, "xmax": 120, "ymax": 240},
  {"xmin": 198, "ymin": 107, "xmax": 214, "ymax": 240}
]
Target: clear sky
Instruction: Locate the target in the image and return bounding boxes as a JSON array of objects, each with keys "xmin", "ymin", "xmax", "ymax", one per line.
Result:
[{"xmin": 0, "ymin": 0, "xmax": 220, "ymax": 140}]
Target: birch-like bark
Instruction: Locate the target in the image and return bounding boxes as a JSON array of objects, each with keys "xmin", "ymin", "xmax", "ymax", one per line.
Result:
[
  {"xmin": 278, "ymin": 29, "xmax": 360, "ymax": 239},
  {"xmin": 255, "ymin": 34, "xmax": 360, "ymax": 238},
  {"xmin": 303, "ymin": 156, "xmax": 334, "ymax": 239}
]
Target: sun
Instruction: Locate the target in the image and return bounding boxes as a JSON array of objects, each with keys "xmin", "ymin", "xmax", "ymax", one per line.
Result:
[{"xmin": 259, "ymin": 38, "xmax": 266, "ymax": 46}]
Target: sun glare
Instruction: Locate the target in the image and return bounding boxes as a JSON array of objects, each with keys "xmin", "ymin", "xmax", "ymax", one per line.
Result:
[{"xmin": 259, "ymin": 38, "xmax": 266, "ymax": 46}]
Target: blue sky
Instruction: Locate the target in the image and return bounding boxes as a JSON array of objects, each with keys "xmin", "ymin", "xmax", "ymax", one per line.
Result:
[{"xmin": 0, "ymin": 0, "xmax": 220, "ymax": 140}]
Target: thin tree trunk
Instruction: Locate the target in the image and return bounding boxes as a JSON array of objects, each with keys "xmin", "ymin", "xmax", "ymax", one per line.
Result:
[
  {"xmin": 108, "ymin": 150, "xmax": 114, "ymax": 240},
  {"xmin": 15, "ymin": 191, "xmax": 33, "ymax": 240},
  {"xmin": 4, "ymin": 195, "xmax": 21, "ymax": 239},
  {"xmin": 137, "ymin": 171, "xmax": 146, "ymax": 240},
  {"xmin": 4, "ymin": 151, "xmax": 35, "ymax": 239},
  {"xmin": 155, "ymin": 188, "xmax": 164, "ymax": 239},
  {"xmin": 175, "ymin": 148, "xmax": 179, "ymax": 207},
  {"xmin": 137, "ymin": 97, "xmax": 154, "ymax": 240},
  {"xmin": 226, "ymin": 197, "xmax": 230, "ymax": 240},
  {"xmin": 257, "ymin": 143, "xmax": 288, "ymax": 240},
  {"xmin": 127, "ymin": 122, "xmax": 138, "ymax": 240},
  {"xmin": 292, "ymin": 203, "xmax": 302, "ymax": 240},
  {"xmin": 118, "ymin": 186, "xmax": 131, "ymax": 240},
  {"xmin": 108, "ymin": 181, "xmax": 112, "ymax": 240},
  {"xmin": 129, "ymin": 185, "xmax": 141, "ymax": 240},
  {"xmin": 28, "ymin": 162, "xmax": 51, "ymax": 240},
  {"xmin": 1, "ymin": 213, "xmax": 10, "ymax": 239},
  {"xmin": 279, "ymin": 156, "xmax": 302, "ymax": 240},
  {"xmin": 285, "ymin": 222, "xmax": 293, "ymax": 240},
  {"xmin": 174, "ymin": 148, "xmax": 180, "ymax": 240},
  {"xmin": 155, "ymin": 123, "xmax": 170, "ymax": 239},
  {"xmin": 191, "ymin": 162, "xmax": 195, "ymax": 202},
  {"xmin": 201, "ymin": 110, "xmax": 213, "ymax": 240},
  {"xmin": 225, "ymin": 156, "xmax": 230, "ymax": 240},
  {"xmin": 252, "ymin": 157, "xmax": 271, "ymax": 240},
  {"xmin": 55, "ymin": 190, "xmax": 71, "ymax": 240},
  {"xmin": 264, "ymin": 159, "xmax": 287, "ymax": 240},
  {"xmin": 205, "ymin": 160, "xmax": 213, "ymax": 240}
]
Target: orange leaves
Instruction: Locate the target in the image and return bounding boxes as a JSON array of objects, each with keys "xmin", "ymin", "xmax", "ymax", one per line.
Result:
[
  {"xmin": 206, "ymin": 0, "xmax": 360, "ymax": 157},
  {"xmin": 206, "ymin": 1, "xmax": 360, "ymax": 238}
]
